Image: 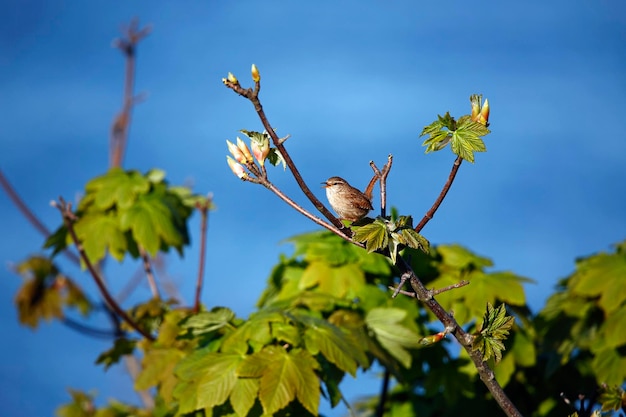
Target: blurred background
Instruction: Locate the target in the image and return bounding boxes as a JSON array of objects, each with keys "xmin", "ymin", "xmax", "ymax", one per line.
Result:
[{"xmin": 1, "ymin": 1, "xmax": 625, "ymax": 416}]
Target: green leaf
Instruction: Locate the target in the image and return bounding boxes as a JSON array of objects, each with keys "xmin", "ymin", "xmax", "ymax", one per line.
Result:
[
  {"xmin": 592, "ymin": 347, "xmax": 626, "ymax": 386},
  {"xmin": 230, "ymin": 378, "xmax": 259, "ymax": 417},
  {"xmin": 82, "ymin": 168, "xmax": 150, "ymax": 211},
  {"xmin": 174, "ymin": 350, "xmax": 242, "ymax": 413},
  {"xmin": 179, "ymin": 307, "xmax": 236, "ymax": 336},
  {"xmin": 302, "ymin": 319, "xmax": 360, "ymax": 376},
  {"xmin": 73, "ymin": 213, "xmax": 128, "ymax": 263},
  {"xmin": 599, "ymin": 304, "xmax": 626, "ymax": 349},
  {"xmin": 237, "ymin": 346, "xmax": 319, "ymax": 415},
  {"xmin": 118, "ymin": 193, "xmax": 187, "ymax": 256},
  {"xmin": 95, "ymin": 338, "xmax": 136, "ymax": 370},
  {"xmin": 135, "ymin": 347, "xmax": 184, "ymax": 402},
  {"xmin": 570, "ymin": 250, "xmax": 626, "ymax": 314},
  {"xmin": 352, "ymin": 220, "xmax": 388, "ymax": 253},
  {"xmin": 220, "ymin": 312, "xmax": 277, "ymax": 354},
  {"xmin": 449, "ymin": 116, "xmax": 489, "ymax": 163},
  {"xmin": 365, "ymin": 307, "xmax": 422, "ymax": 368}
]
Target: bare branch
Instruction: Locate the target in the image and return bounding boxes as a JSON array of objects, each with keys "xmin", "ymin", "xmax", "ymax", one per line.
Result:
[
  {"xmin": 110, "ymin": 18, "xmax": 151, "ymax": 168},
  {"xmin": 193, "ymin": 196, "xmax": 212, "ymax": 313},
  {"xmin": 0, "ymin": 169, "xmax": 81, "ymax": 265}
]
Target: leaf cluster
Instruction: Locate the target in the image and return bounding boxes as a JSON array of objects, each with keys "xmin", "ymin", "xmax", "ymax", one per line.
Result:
[
  {"xmin": 420, "ymin": 112, "xmax": 490, "ymax": 163},
  {"xmin": 45, "ymin": 168, "xmax": 208, "ymax": 264},
  {"xmin": 352, "ymin": 215, "xmax": 429, "ymax": 263}
]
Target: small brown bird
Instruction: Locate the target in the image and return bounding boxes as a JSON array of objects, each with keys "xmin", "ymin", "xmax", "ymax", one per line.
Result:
[{"xmin": 322, "ymin": 176, "xmax": 373, "ymax": 222}]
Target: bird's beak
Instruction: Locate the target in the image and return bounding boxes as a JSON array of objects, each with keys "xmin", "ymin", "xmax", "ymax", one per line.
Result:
[{"xmin": 321, "ymin": 181, "xmax": 329, "ymax": 188}]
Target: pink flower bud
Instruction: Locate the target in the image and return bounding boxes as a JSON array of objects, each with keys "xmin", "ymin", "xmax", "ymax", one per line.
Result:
[
  {"xmin": 251, "ymin": 139, "xmax": 270, "ymax": 167},
  {"xmin": 226, "ymin": 140, "xmax": 246, "ymax": 164},
  {"xmin": 236, "ymin": 137, "xmax": 254, "ymax": 163},
  {"xmin": 251, "ymin": 64, "xmax": 260, "ymax": 82},
  {"xmin": 226, "ymin": 156, "xmax": 247, "ymax": 179}
]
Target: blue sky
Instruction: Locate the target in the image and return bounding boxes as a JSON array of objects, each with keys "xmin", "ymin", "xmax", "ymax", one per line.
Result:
[{"xmin": 1, "ymin": 1, "xmax": 625, "ymax": 416}]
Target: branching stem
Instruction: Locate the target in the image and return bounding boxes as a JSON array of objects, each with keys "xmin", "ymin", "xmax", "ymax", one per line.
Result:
[{"xmin": 53, "ymin": 198, "xmax": 154, "ymax": 341}]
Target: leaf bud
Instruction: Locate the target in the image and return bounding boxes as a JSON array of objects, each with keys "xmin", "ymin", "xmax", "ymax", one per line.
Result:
[
  {"xmin": 479, "ymin": 99, "xmax": 490, "ymax": 126},
  {"xmin": 227, "ymin": 72, "xmax": 239, "ymax": 85},
  {"xmin": 226, "ymin": 156, "xmax": 247, "ymax": 179},
  {"xmin": 251, "ymin": 64, "xmax": 260, "ymax": 82}
]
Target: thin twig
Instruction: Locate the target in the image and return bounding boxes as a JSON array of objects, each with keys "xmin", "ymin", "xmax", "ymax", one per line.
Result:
[
  {"xmin": 223, "ymin": 79, "xmax": 347, "ymax": 233},
  {"xmin": 193, "ymin": 196, "xmax": 212, "ymax": 313},
  {"xmin": 139, "ymin": 247, "xmax": 160, "ymax": 299},
  {"xmin": 415, "ymin": 156, "xmax": 463, "ymax": 233},
  {"xmin": 53, "ymin": 198, "xmax": 154, "ymax": 341},
  {"xmin": 110, "ymin": 18, "xmax": 151, "ymax": 168},
  {"xmin": 389, "ymin": 280, "xmax": 469, "ymax": 298},
  {"xmin": 61, "ymin": 317, "xmax": 118, "ymax": 339},
  {"xmin": 0, "ymin": 169, "xmax": 81, "ymax": 265}
]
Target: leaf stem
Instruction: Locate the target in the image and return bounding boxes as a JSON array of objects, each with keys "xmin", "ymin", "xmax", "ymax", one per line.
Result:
[{"xmin": 415, "ymin": 156, "xmax": 463, "ymax": 233}]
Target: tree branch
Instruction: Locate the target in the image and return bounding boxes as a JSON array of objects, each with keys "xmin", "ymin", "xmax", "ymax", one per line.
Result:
[
  {"xmin": 396, "ymin": 257, "xmax": 523, "ymax": 417},
  {"xmin": 193, "ymin": 196, "xmax": 212, "ymax": 313},
  {"xmin": 415, "ymin": 156, "xmax": 463, "ymax": 233},
  {"xmin": 53, "ymin": 198, "xmax": 154, "ymax": 341}
]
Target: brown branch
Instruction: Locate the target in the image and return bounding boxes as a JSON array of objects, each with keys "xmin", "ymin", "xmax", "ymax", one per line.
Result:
[
  {"xmin": 0, "ymin": 169, "xmax": 81, "ymax": 265},
  {"xmin": 415, "ymin": 156, "xmax": 463, "ymax": 233},
  {"xmin": 193, "ymin": 196, "xmax": 212, "ymax": 313},
  {"xmin": 139, "ymin": 247, "xmax": 160, "ymax": 299},
  {"xmin": 53, "ymin": 198, "xmax": 154, "ymax": 341},
  {"xmin": 223, "ymin": 78, "xmax": 346, "ymax": 232},
  {"xmin": 110, "ymin": 18, "xmax": 151, "ymax": 168},
  {"xmin": 396, "ymin": 257, "xmax": 523, "ymax": 417}
]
